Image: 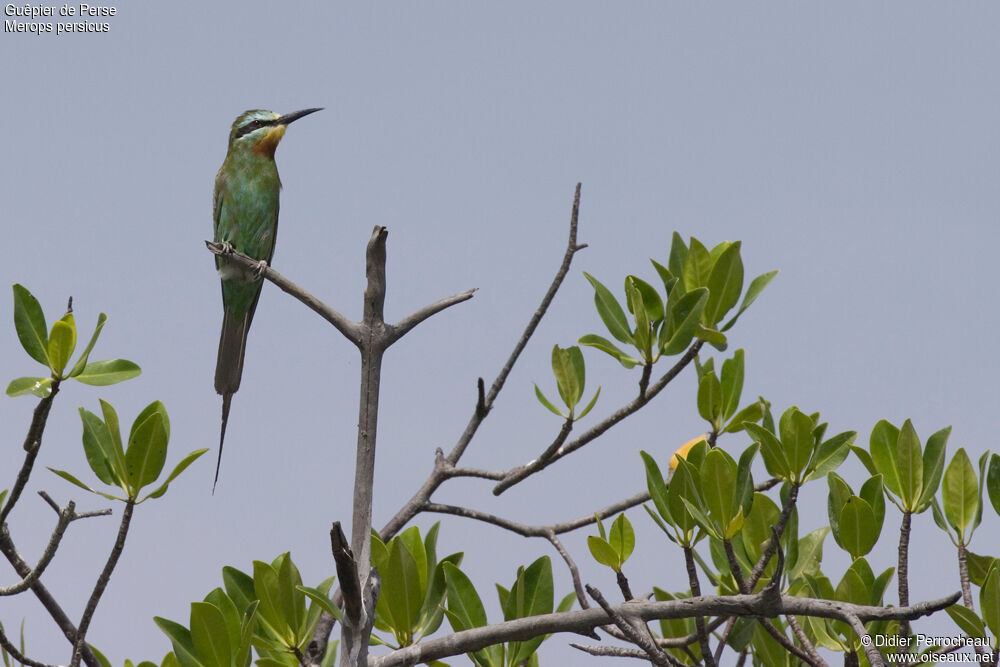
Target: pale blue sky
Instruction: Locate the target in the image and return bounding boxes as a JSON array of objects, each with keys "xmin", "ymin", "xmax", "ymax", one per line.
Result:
[{"xmin": 2, "ymin": 3, "xmax": 999, "ymax": 663}]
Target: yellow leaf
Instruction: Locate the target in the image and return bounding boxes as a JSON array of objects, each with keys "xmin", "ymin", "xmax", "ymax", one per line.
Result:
[{"xmin": 670, "ymin": 435, "xmax": 707, "ymax": 472}]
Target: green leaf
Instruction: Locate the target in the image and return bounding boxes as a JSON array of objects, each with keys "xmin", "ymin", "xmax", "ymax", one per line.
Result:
[
  {"xmin": 69, "ymin": 313, "xmax": 108, "ymax": 378},
  {"xmin": 48, "ymin": 468, "xmax": 100, "ymax": 495},
  {"xmin": 153, "ymin": 617, "xmax": 199, "ymax": 667},
  {"xmin": 442, "ymin": 563, "xmax": 499, "ymax": 666},
  {"xmin": 203, "ymin": 588, "xmax": 242, "ymax": 658},
  {"xmin": 505, "ymin": 557, "xmax": 553, "ymax": 665},
  {"xmin": 380, "ymin": 538, "xmax": 423, "ymax": 642},
  {"xmin": 967, "ymin": 551, "xmax": 998, "ymax": 587},
  {"xmin": 299, "ymin": 585, "xmax": 342, "ymax": 622},
  {"xmin": 583, "ymin": 273, "xmax": 633, "ymax": 345},
  {"xmin": 805, "ymin": 431, "xmax": 856, "ymax": 482},
  {"xmin": 221, "ymin": 567, "xmax": 255, "ymax": 613},
  {"xmin": 697, "ymin": 372, "xmax": 722, "ymax": 426},
  {"xmin": 628, "ymin": 275, "xmax": 664, "ymax": 324},
  {"xmin": 274, "ymin": 553, "xmax": 305, "ymax": 642},
  {"xmin": 5, "ymin": 377, "xmax": 52, "ymax": 398},
  {"xmin": 190, "ymin": 602, "xmax": 231, "ymax": 667},
  {"xmin": 917, "ymin": 426, "xmax": 950, "ymax": 512},
  {"xmin": 987, "ymin": 453, "xmax": 1000, "ymax": 518},
  {"xmin": 12, "ymin": 284, "xmax": 49, "ymax": 366},
  {"xmin": 694, "ymin": 324, "xmax": 727, "ymax": 348},
  {"xmin": 982, "ymin": 564, "xmax": 1000, "ymax": 636},
  {"xmin": 838, "ymin": 497, "xmax": 877, "ymax": 559},
  {"xmin": 578, "ymin": 334, "xmax": 639, "ymax": 369},
  {"xmin": 836, "ymin": 557, "xmax": 874, "ymax": 607},
  {"xmin": 533, "ymin": 384, "xmax": 565, "ymax": 418},
  {"xmin": 650, "ymin": 259, "xmax": 674, "ymax": 294},
  {"xmin": 75, "ymin": 359, "xmax": 141, "ymax": 386},
  {"xmin": 399, "ymin": 526, "xmax": 429, "ymax": 595},
  {"xmin": 587, "ymin": 536, "xmax": 620, "ymax": 570},
  {"xmin": 99, "ymin": 399, "xmax": 127, "ymax": 471},
  {"xmin": 641, "ymin": 451, "xmax": 672, "ymax": 524},
  {"xmin": 660, "ymin": 287, "xmax": 709, "ymax": 355},
  {"xmin": 417, "ymin": 552, "xmax": 462, "ymax": 639},
  {"xmin": 80, "ymin": 407, "xmax": 119, "ymax": 486},
  {"xmin": 683, "ymin": 238, "xmax": 713, "ymax": 290},
  {"xmin": 745, "ymin": 422, "xmax": 790, "ymax": 480},
  {"xmin": 704, "ymin": 241, "xmax": 743, "ymax": 326},
  {"xmin": 253, "ymin": 560, "xmax": 292, "ymax": 643},
  {"xmin": 943, "ymin": 448, "xmax": 979, "ymax": 542},
  {"xmin": 740, "ymin": 492, "xmax": 779, "ymax": 566},
  {"xmin": 720, "ymin": 270, "xmax": 779, "ymax": 332},
  {"xmin": 700, "ymin": 448, "xmax": 738, "ymax": 530},
  {"xmin": 576, "ymin": 387, "xmax": 600, "ymax": 420},
  {"xmin": 788, "ymin": 527, "xmax": 829, "ymax": 582},
  {"xmin": 779, "ymin": 407, "xmax": 814, "ymax": 481},
  {"xmin": 667, "ymin": 458, "xmax": 701, "ymax": 539},
  {"xmin": 666, "ymin": 233, "xmax": 688, "ymax": 283},
  {"xmin": 719, "ymin": 349, "xmax": 745, "ymax": 422},
  {"xmin": 551, "ymin": 345, "xmax": 584, "ymax": 410},
  {"xmin": 859, "ymin": 475, "xmax": 885, "ymax": 537},
  {"xmin": 723, "ymin": 400, "xmax": 764, "ymax": 434},
  {"xmin": 626, "ymin": 278, "xmax": 652, "ymax": 360},
  {"xmin": 48, "ymin": 316, "xmax": 76, "ymax": 376},
  {"xmin": 896, "ymin": 419, "xmax": 923, "ymax": 511},
  {"xmin": 946, "ymin": 603, "xmax": 986, "ymax": 639},
  {"xmin": 869, "ymin": 419, "xmax": 902, "ymax": 498},
  {"xmin": 143, "ymin": 448, "xmax": 209, "ymax": 500},
  {"xmin": 609, "ymin": 514, "xmax": 635, "ymax": 563},
  {"xmin": 125, "ymin": 409, "xmax": 169, "ymax": 491}
]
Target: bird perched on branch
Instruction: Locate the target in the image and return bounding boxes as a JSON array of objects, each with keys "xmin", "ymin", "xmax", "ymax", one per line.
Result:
[{"xmin": 212, "ymin": 107, "xmax": 321, "ymax": 491}]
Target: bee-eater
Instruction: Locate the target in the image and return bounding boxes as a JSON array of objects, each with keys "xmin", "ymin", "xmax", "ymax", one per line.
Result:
[{"xmin": 213, "ymin": 107, "xmax": 321, "ymax": 491}]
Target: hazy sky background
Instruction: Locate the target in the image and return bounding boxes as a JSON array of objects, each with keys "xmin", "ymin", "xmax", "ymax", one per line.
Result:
[{"xmin": 3, "ymin": 2, "xmax": 999, "ymax": 664}]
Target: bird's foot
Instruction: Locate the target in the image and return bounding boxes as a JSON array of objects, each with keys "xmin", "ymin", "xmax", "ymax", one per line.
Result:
[
  {"xmin": 252, "ymin": 259, "xmax": 269, "ymax": 279},
  {"xmin": 218, "ymin": 241, "xmax": 236, "ymax": 255}
]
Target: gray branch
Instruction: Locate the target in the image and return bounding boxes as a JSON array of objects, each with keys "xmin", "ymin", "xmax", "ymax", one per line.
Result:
[
  {"xmin": 0, "ymin": 494, "xmax": 109, "ymax": 596},
  {"xmin": 205, "ymin": 241, "xmax": 361, "ymax": 345},
  {"xmin": 493, "ymin": 339, "xmax": 703, "ymax": 495},
  {"xmin": 369, "ymin": 591, "xmax": 960, "ymax": 667}
]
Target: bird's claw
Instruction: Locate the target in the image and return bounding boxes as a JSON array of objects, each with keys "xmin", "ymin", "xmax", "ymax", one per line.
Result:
[
  {"xmin": 218, "ymin": 241, "xmax": 236, "ymax": 255},
  {"xmin": 252, "ymin": 259, "xmax": 269, "ymax": 279}
]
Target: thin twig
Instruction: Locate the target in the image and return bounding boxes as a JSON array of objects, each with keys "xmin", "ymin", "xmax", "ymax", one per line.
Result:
[
  {"xmin": 683, "ymin": 545, "xmax": 716, "ymax": 667},
  {"xmin": 369, "ymin": 591, "xmax": 960, "ymax": 667},
  {"xmin": 787, "ymin": 615, "xmax": 828, "ymax": 667},
  {"xmin": 70, "ymin": 499, "xmax": 135, "ymax": 667},
  {"xmin": 0, "ymin": 522, "xmax": 100, "ymax": 667},
  {"xmin": 493, "ymin": 340, "xmax": 704, "ymax": 494},
  {"xmin": 0, "ymin": 626, "xmax": 57, "ymax": 667},
  {"xmin": 205, "ymin": 241, "xmax": 362, "ymax": 345},
  {"xmin": 0, "ymin": 496, "xmax": 108, "ymax": 596},
  {"xmin": 1, "ymin": 379, "xmax": 61, "ymax": 524},
  {"xmin": 586, "ymin": 585, "xmax": 677, "ymax": 667},
  {"xmin": 375, "ymin": 184, "xmax": 588, "ymax": 548},
  {"xmin": 898, "ymin": 510, "xmax": 912, "ymax": 640}
]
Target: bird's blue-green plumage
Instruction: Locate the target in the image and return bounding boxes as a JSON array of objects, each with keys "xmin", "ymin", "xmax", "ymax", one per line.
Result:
[{"xmin": 212, "ymin": 107, "xmax": 321, "ymax": 491}]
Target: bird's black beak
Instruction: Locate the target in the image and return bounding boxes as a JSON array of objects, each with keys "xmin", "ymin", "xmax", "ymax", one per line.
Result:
[{"xmin": 277, "ymin": 108, "xmax": 323, "ymax": 126}]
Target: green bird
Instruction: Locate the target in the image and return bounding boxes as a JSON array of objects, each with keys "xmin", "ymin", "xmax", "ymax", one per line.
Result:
[{"xmin": 213, "ymin": 107, "xmax": 321, "ymax": 491}]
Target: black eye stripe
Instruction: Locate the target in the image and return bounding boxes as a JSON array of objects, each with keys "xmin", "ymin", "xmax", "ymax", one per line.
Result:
[{"xmin": 235, "ymin": 118, "xmax": 273, "ymax": 139}]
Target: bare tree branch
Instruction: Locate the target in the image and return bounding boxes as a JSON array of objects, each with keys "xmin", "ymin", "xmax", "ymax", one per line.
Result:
[
  {"xmin": 0, "ymin": 625, "xmax": 57, "ymax": 667},
  {"xmin": 1, "ymin": 379, "xmax": 61, "ymax": 525},
  {"xmin": 377, "ymin": 184, "xmax": 587, "ymax": 545},
  {"xmin": 69, "ymin": 499, "xmax": 135, "ymax": 667},
  {"xmin": 493, "ymin": 339, "xmax": 704, "ymax": 495},
  {"xmin": 369, "ymin": 591, "xmax": 961, "ymax": 667},
  {"xmin": 586, "ymin": 585, "xmax": 677, "ymax": 667},
  {"xmin": 0, "ymin": 495, "xmax": 109, "ymax": 596},
  {"xmin": 205, "ymin": 240, "xmax": 362, "ymax": 345},
  {"xmin": 387, "ymin": 289, "xmax": 478, "ymax": 345}
]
